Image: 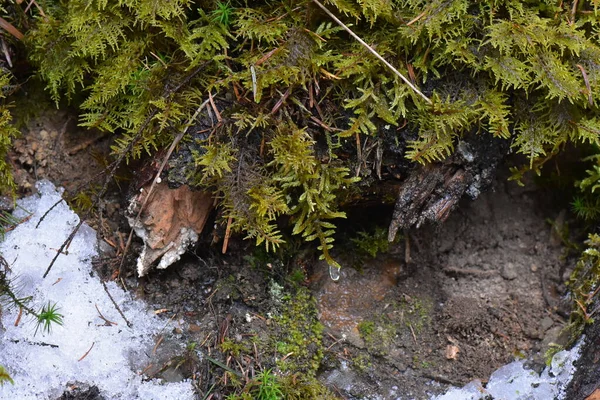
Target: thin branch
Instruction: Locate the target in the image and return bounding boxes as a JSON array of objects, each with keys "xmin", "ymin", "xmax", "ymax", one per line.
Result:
[
  {"xmin": 36, "ymin": 199, "xmax": 65, "ymax": 229},
  {"xmin": 311, "ymin": 0, "xmax": 432, "ymax": 105},
  {"xmin": 101, "ymin": 280, "xmax": 131, "ymax": 327},
  {"xmin": 95, "ymin": 304, "xmax": 117, "ymax": 326},
  {"xmin": 42, "ymin": 219, "xmax": 83, "ymax": 278},
  {"xmin": 78, "ymin": 342, "xmax": 95, "ymax": 362}
]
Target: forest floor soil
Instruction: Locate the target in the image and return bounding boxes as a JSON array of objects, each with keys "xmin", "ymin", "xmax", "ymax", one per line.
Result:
[{"xmin": 10, "ymin": 110, "xmax": 578, "ymax": 399}]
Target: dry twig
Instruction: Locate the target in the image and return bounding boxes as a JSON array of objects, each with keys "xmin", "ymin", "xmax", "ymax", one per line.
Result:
[
  {"xmin": 78, "ymin": 342, "xmax": 95, "ymax": 362},
  {"xmin": 311, "ymin": 0, "xmax": 432, "ymax": 105}
]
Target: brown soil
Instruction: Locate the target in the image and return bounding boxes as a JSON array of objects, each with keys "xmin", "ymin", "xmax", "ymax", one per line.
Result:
[
  {"xmin": 10, "ymin": 109, "xmax": 112, "ymax": 195},
  {"xmin": 312, "ymin": 176, "xmax": 573, "ymax": 398},
  {"xmin": 12, "ymin": 110, "xmax": 576, "ymax": 399}
]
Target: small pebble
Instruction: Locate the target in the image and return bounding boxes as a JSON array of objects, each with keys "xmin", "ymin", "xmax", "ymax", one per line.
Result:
[{"xmin": 501, "ymin": 262, "xmax": 518, "ymax": 280}]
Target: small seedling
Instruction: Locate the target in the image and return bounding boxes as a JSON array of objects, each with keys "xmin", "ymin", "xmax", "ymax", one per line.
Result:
[
  {"xmin": 253, "ymin": 369, "xmax": 284, "ymax": 400},
  {"xmin": 211, "ymin": 1, "xmax": 233, "ymax": 26},
  {"xmin": 0, "ymin": 365, "xmax": 13, "ymax": 386},
  {"xmin": 35, "ymin": 301, "xmax": 64, "ymax": 336}
]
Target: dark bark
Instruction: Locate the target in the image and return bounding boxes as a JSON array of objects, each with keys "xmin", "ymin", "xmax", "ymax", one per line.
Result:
[
  {"xmin": 388, "ymin": 132, "xmax": 509, "ymax": 241},
  {"xmin": 565, "ymin": 317, "xmax": 600, "ymax": 399}
]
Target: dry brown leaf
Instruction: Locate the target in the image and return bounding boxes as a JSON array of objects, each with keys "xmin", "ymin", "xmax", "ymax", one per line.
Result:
[{"xmin": 130, "ymin": 182, "xmax": 213, "ymax": 276}]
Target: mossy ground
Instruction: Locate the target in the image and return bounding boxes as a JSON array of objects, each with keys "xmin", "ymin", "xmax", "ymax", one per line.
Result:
[{"xmin": 3, "ymin": 108, "xmax": 592, "ymax": 399}]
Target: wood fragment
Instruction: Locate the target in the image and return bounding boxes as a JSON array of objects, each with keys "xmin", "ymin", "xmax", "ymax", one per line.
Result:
[
  {"xmin": 119, "ymin": 100, "xmax": 209, "ymax": 277},
  {"xmin": 222, "ymin": 216, "xmax": 233, "ymax": 254},
  {"xmin": 45, "ymin": 64, "xmax": 208, "ymax": 280}
]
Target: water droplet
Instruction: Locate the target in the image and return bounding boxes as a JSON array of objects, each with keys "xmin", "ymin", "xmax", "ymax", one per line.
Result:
[{"xmin": 329, "ymin": 265, "xmax": 340, "ymax": 281}]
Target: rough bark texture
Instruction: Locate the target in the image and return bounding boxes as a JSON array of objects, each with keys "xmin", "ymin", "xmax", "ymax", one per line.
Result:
[{"xmin": 388, "ymin": 132, "xmax": 509, "ymax": 241}]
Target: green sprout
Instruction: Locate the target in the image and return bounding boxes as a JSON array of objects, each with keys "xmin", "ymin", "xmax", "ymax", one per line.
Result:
[
  {"xmin": 211, "ymin": 1, "xmax": 234, "ymax": 26},
  {"xmin": 0, "ymin": 365, "xmax": 13, "ymax": 386},
  {"xmin": 253, "ymin": 369, "xmax": 284, "ymax": 400},
  {"xmin": 34, "ymin": 302, "xmax": 64, "ymax": 336}
]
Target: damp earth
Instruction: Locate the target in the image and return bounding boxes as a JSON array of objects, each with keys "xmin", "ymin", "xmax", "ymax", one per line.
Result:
[{"xmin": 9, "ymin": 111, "xmax": 578, "ymax": 399}]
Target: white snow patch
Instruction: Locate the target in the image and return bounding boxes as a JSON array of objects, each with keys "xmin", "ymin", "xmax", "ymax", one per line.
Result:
[
  {"xmin": 0, "ymin": 180, "xmax": 194, "ymax": 399},
  {"xmin": 432, "ymin": 340, "xmax": 582, "ymax": 400}
]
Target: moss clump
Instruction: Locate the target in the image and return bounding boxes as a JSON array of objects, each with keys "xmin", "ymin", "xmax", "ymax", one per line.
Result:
[
  {"xmin": 359, "ymin": 316, "xmax": 397, "ymax": 357},
  {"xmin": 274, "ymin": 287, "xmax": 324, "ymax": 374},
  {"xmin": 351, "ymin": 226, "xmax": 391, "ymax": 259},
  {"xmin": 0, "ymin": 364, "xmax": 13, "ymax": 386},
  {"xmin": 351, "ymin": 353, "xmax": 372, "ymax": 372},
  {"xmin": 0, "ymin": 70, "xmax": 19, "ymax": 196},
  {"xmin": 400, "ymin": 297, "xmax": 432, "ymax": 335},
  {"xmin": 357, "ymin": 320, "xmax": 376, "ymax": 338},
  {"xmin": 220, "ymin": 338, "xmax": 250, "ymax": 358},
  {"xmin": 216, "ymin": 283, "xmax": 332, "ymax": 398},
  {"xmin": 278, "ymin": 374, "xmax": 337, "ymax": 400}
]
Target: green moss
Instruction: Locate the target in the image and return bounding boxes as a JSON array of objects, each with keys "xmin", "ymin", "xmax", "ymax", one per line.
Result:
[
  {"xmin": 217, "ymin": 285, "xmax": 331, "ymax": 398},
  {"xmin": 351, "ymin": 353, "xmax": 372, "ymax": 372},
  {"xmin": 400, "ymin": 297, "xmax": 432, "ymax": 335},
  {"xmin": 220, "ymin": 338, "xmax": 249, "ymax": 358},
  {"xmin": 357, "ymin": 320, "xmax": 376, "ymax": 338},
  {"xmin": 411, "ymin": 355, "xmax": 434, "ymax": 370},
  {"xmin": 278, "ymin": 374, "xmax": 337, "ymax": 400},
  {"xmin": 20, "ymin": 0, "xmax": 600, "ymax": 268},
  {"xmin": 0, "ymin": 70, "xmax": 19, "ymax": 196},
  {"xmin": 0, "ymin": 365, "xmax": 13, "ymax": 386},
  {"xmin": 274, "ymin": 287, "xmax": 324, "ymax": 374},
  {"xmin": 351, "ymin": 226, "xmax": 392, "ymax": 259}
]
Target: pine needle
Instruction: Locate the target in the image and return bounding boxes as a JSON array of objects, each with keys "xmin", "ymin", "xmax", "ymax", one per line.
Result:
[{"xmin": 311, "ymin": 0, "xmax": 432, "ymax": 105}]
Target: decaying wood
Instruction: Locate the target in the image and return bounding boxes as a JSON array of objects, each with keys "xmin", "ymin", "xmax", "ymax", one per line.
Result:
[
  {"xmin": 388, "ymin": 163, "xmax": 470, "ymax": 242},
  {"xmin": 565, "ymin": 309, "xmax": 600, "ymax": 399},
  {"xmin": 387, "ymin": 133, "xmax": 508, "ymax": 241}
]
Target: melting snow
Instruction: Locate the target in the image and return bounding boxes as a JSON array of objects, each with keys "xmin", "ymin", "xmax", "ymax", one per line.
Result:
[
  {"xmin": 433, "ymin": 339, "xmax": 581, "ymax": 400},
  {"xmin": 0, "ymin": 180, "xmax": 583, "ymax": 400},
  {"xmin": 0, "ymin": 181, "xmax": 194, "ymax": 399}
]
